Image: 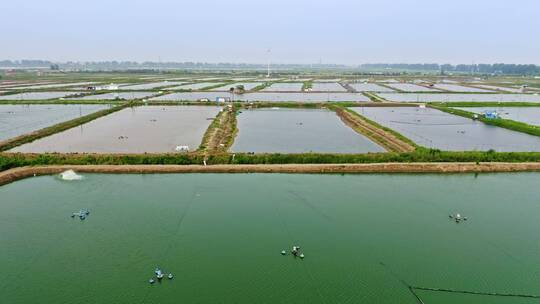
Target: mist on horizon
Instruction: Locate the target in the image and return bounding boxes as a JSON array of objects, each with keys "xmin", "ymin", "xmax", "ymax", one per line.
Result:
[{"xmin": 1, "ymin": 0, "xmax": 539, "ymax": 65}]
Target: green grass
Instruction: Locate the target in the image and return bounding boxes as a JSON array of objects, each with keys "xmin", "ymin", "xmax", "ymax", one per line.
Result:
[
  {"xmin": 301, "ymin": 81, "xmax": 313, "ymax": 91},
  {"xmin": 4, "ymin": 150, "xmax": 540, "ymax": 172},
  {"xmin": 430, "ymin": 102, "xmax": 540, "ymax": 107},
  {"xmin": 429, "ymin": 104, "xmax": 540, "ymax": 138}
]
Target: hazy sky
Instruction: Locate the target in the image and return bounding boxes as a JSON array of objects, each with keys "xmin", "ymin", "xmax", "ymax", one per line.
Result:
[{"xmin": 1, "ymin": 0, "xmax": 538, "ymax": 64}]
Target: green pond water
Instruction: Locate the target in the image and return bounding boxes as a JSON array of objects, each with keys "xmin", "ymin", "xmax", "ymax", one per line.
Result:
[{"xmin": 1, "ymin": 173, "xmax": 540, "ymax": 304}]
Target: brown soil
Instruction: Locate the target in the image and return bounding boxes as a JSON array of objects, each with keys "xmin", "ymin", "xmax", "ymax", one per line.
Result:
[
  {"xmin": 2, "ymin": 163, "xmax": 540, "ymax": 186},
  {"xmin": 334, "ymin": 108, "xmax": 415, "ymax": 153}
]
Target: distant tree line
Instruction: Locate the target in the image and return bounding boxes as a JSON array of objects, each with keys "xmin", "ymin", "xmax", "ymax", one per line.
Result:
[
  {"xmin": 360, "ymin": 63, "xmax": 540, "ymax": 75},
  {"xmin": 0, "ymin": 60, "xmax": 346, "ymax": 71},
  {"xmin": 1, "ymin": 60, "xmax": 538, "ymax": 75}
]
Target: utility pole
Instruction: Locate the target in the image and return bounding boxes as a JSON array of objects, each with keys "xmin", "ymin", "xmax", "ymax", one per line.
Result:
[{"xmin": 267, "ymin": 49, "xmax": 271, "ymax": 78}]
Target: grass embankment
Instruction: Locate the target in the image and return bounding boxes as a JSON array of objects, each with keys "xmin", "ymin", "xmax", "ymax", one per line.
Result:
[
  {"xmin": 0, "ymin": 100, "xmax": 120, "ymax": 105},
  {"xmin": 363, "ymin": 92, "xmax": 386, "ymax": 102},
  {"xmin": 6, "ymin": 151, "xmax": 540, "ymax": 172},
  {"xmin": 251, "ymin": 82, "xmax": 273, "ymax": 91},
  {"xmin": 301, "ymin": 81, "xmax": 313, "ymax": 91},
  {"xmin": 0, "ymin": 103, "xmax": 131, "ymax": 152},
  {"xmin": 4, "ymin": 162, "xmax": 540, "ymax": 186},
  {"xmin": 198, "ymin": 107, "xmax": 238, "ymax": 153},
  {"xmin": 329, "ymin": 105, "xmax": 416, "ymax": 152},
  {"xmin": 429, "ymin": 104, "xmax": 540, "ymax": 138},
  {"xmin": 431, "ymin": 102, "xmax": 540, "ymax": 107},
  {"xmin": 200, "ymin": 81, "xmax": 234, "ymax": 91}
]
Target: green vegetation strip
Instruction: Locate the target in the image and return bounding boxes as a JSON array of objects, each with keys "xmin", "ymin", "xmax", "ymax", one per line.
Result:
[
  {"xmin": 301, "ymin": 81, "xmax": 312, "ymax": 91},
  {"xmin": 334, "ymin": 105, "xmax": 418, "ymax": 150},
  {"xmin": 5, "ymin": 150, "xmax": 540, "ymax": 172},
  {"xmin": 251, "ymin": 82, "xmax": 273, "ymax": 91},
  {"xmin": 431, "ymin": 102, "xmax": 540, "ymax": 107},
  {"xmin": 0, "ymin": 103, "xmax": 131, "ymax": 152},
  {"xmin": 429, "ymin": 104, "xmax": 540, "ymax": 137},
  {"xmin": 198, "ymin": 106, "xmax": 238, "ymax": 153},
  {"xmin": 0, "ymin": 100, "xmax": 120, "ymax": 105},
  {"xmin": 363, "ymin": 92, "xmax": 386, "ymax": 102}
]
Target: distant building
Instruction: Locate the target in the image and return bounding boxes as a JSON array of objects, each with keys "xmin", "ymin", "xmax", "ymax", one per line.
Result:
[
  {"xmin": 216, "ymin": 97, "xmax": 231, "ymax": 103},
  {"xmin": 483, "ymin": 110, "xmax": 499, "ymax": 119}
]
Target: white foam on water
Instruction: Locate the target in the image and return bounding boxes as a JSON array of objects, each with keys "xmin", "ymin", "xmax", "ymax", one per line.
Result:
[{"xmin": 59, "ymin": 170, "xmax": 83, "ymax": 181}]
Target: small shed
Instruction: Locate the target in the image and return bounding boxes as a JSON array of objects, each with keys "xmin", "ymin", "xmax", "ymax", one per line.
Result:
[{"xmin": 483, "ymin": 110, "xmax": 499, "ymax": 119}]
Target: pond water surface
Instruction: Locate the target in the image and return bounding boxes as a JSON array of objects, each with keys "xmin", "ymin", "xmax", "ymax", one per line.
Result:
[
  {"xmin": 351, "ymin": 106, "xmax": 540, "ymax": 151},
  {"xmin": 0, "ymin": 104, "xmax": 110, "ymax": 141},
  {"xmin": 231, "ymin": 108, "xmax": 384, "ymax": 153},
  {"xmin": 10, "ymin": 106, "xmax": 221, "ymax": 153},
  {"xmin": 1, "ymin": 173, "xmax": 539, "ymax": 304}
]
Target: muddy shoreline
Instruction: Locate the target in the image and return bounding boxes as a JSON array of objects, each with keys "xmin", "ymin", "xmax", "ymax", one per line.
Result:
[{"xmin": 2, "ymin": 163, "xmax": 540, "ymax": 186}]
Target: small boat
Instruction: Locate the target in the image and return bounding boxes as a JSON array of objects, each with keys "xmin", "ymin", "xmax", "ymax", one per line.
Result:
[
  {"xmin": 149, "ymin": 279, "xmax": 155, "ymax": 284},
  {"xmin": 281, "ymin": 250, "xmax": 286, "ymax": 255},
  {"xmin": 168, "ymin": 273, "xmax": 173, "ymax": 280}
]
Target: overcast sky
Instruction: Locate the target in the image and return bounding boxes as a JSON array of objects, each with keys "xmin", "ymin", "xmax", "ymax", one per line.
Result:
[{"xmin": 1, "ymin": 0, "xmax": 538, "ymax": 64}]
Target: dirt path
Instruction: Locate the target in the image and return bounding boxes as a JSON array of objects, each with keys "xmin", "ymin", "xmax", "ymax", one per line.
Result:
[
  {"xmin": 334, "ymin": 108, "xmax": 415, "ymax": 152},
  {"xmin": 199, "ymin": 108, "xmax": 237, "ymax": 154},
  {"xmin": 2, "ymin": 163, "xmax": 540, "ymax": 186}
]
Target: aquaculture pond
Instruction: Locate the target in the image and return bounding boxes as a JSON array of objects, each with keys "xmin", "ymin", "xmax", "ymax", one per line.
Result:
[
  {"xmin": 475, "ymin": 85, "xmax": 524, "ymax": 93},
  {"xmin": 455, "ymin": 107, "xmax": 540, "ymax": 127},
  {"xmin": 167, "ymin": 82, "xmax": 225, "ymax": 90},
  {"xmin": 385, "ymin": 83, "xmax": 439, "ymax": 92},
  {"xmin": 311, "ymin": 82, "xmax": 346, "ymax": 92},
  {"xmin": 210, "ymin": 82, "xmax": 263, "ymax": 91},
  {"xmin": 377, "ymin": 93, "xmax": 540, "ymax": 103},
  {"xmin": 261, "ymin": 82, "xmax": 304, "ymax": 92},
  {"xmin": 69, "ymin": 92, "xmax": 156, "ymax": 100},
  {"xmin": 0, "ymin": 104, "xmax": 111, "ymax": 141},
  {"xmin": 433, "ymin": 84, "xmax": 492, "ymax": 93},
  {"xmin": 9, "ymin": 82, "xmax": 97, "ymax": 90},
  {"xmin": 10, "ymin": 106, "xmax": 221, "ymax": 153},
  {"xmin": 231, "ymin": 108, "xmax": 384, "ymax": 153},
  {"xmin": 349, "ymin": 83, "xmax": 394, "ymax": 92},
  {"xmin": 151, "ymin": 92, "xmax": 370, "ymax": 102},
  {"xmin": 0, "ymin": 92, "xmax": 83, "ymax": 100},
  {"xmin": 119, "ymin": 82, "xmax": 185, "ymax": 90},
  {"xmin": 2, "ymin": 172, "xmax": 540, "ymax": 304},
  {"xmin": 351, "ymin": 106, "xmax": 540, "ymax": 151}
]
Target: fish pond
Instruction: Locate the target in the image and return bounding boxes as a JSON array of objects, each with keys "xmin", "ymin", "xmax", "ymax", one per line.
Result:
[
  {"xmin": 433, "ymin": 84, "xmax": 492, "ymax": 93},
  {"xmin": 166, "ymin": 82, "xmax": 225, "ymax": 91},
  {"xmin": 0, "ymin": 104, "xmax": 110, "ymax": 141},
  {"xmin": 377, "ymin": 93, "xmax": 540, "ymax": 103},
  {"xmin": 231, "ymin": 108, "xmax": 384, "ymax": 153},
  {"xmin": 10, "ymin": 106, "xmax": 221, "ymax": 153},
  {"xmin": 68, "ymin": 92, "xmax": 156, "ymax": 100},
  {"xmin": 151, "ymin": 92, "xmax": 370, "ymax": 102},
  {"xmin": 210, "ymin": 82, "xmax": 263, "ymax": 91},
  {"xmin": 120, "ymin": 82, "xmax": 185, "ymax": 90},
  {"xmin": 261, "ymin": 83, "xmax": 304, "ymax": 92},
  {"xmin": 455, "ymin": 107, "xmax": 540, "ymax": 127},
  {"xmin": 351, "ymin": 106, "xmax": 540, "ymax": 151},
  {"xmin": 349, "ymin": 83, "xmax": 394, "ymax": 92},
  {"xmin": 1, "ymin": 173, "xmax": 540, "ymax": 304},
  {"xmin": 311, "ymin": 82, "xmax": 346, "ymax": 92},
  {"xmin": 385, "ymin": 83, "xmax": 439, "ymax": 92},
  {"xmin": 0, "ymin": 92, "xmax": 83, "ymax": 100}
]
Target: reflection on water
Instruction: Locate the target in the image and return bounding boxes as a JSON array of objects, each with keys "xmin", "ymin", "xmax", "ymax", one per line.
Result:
[
  {"xmin": 11, "ymin": 106, "xmax": 221, "ymax": 153},
  {"xmin": 0, "ymin": 104, "xmax": 110, "ymax": 141},
  {"xmin": 1, "ymin": 173, "xmax": 540, "ymax": 303},
  {"xmin": 353, "ymin": 106, "xmax": 540, "ymax": 151},
  {"xmin": 152, "ymin": 92, "xmax": 370, "ymax": 102},
  {"xmin": 231, "ymin": 108, "xmax": 384, "ymax": 153}
]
